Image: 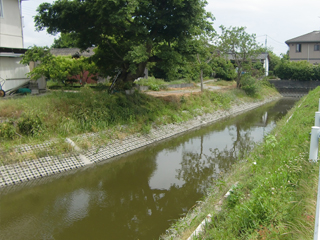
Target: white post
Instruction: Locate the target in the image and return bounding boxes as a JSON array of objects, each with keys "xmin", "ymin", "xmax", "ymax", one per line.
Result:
[
  {"xmin": 316, "ymin": 112, "xmax": 320, "ymax": 127},
  {"xmin": 319, "ymin": 99, "xmax": 320, "ymax": 112},
  {"xmin": 309, "ymin": 126, "xmax": 320, "ymax": 162}
]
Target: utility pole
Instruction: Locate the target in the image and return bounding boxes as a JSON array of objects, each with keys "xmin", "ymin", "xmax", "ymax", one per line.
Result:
[{"xmin": 265, "ymin": 35, "xmax": 267, "ymax": 50}]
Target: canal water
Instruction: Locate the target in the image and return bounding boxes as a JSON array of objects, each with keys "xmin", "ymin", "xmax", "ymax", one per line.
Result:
[{"xmin": 0, "ymin": 98, "xmax": 297, "ymax": 240}]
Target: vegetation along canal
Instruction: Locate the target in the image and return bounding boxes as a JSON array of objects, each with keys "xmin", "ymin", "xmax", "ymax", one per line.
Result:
[{"xmin": 0, "ymin": 98, "xmax": 297, "ymax": 240}]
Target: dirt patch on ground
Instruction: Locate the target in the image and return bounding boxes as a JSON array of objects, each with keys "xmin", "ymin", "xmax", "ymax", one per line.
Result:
[{"xmin": 145, "ymin": 83, "xmax": 237, "ymax": 100}]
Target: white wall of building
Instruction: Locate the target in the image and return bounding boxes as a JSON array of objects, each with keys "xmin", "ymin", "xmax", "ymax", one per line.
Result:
[
  {"xmin": 0, "ymin": 57, "xmax": 30, "ymax": 91},
  {"xmin": 264, "ymin": 57, "xmax": 269, "ymax": 76},
  {"xmin": 0, "ymin": 56, "xmax": 29, "ymax": 79},
  {"xmin": 0, "ymin": 0, "xmax": 23, "ymax": 48}
]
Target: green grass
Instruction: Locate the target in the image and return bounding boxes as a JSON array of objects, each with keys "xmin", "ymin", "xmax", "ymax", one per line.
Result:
[
  {"xmin": 135, "ymin": 77, "xmax": 193, "ymax": 91},
  {"xmin": 0, "ymin": 85, "xmax": 279, "ymax": 165},
  {"xmin": 206, "ymin": 80, "xmax": 236, "ymax": 87},
  {"xmin": 162, "ymin": 87, "xmax": 320, "ymax": 240}
]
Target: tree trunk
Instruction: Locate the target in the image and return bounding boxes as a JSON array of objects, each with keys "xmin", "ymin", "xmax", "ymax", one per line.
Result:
[
  {"xmin": 200, "ymin": 69, "xmax": 204, "ymax": 92},
  {"xmin": 118, "ymin": 62, "xmax": 148, "ymax": 84},
  {"xmin": 236, "ymin": 69, "xmax": 242, "ymax": 88}
]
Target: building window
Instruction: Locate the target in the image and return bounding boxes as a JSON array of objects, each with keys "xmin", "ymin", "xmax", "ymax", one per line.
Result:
[
  {"xmin": 296, "ymin": 44, "xmax": 301, "ymax": 52},
  {"xmin": 315, "ymin": 44, "xmax": 320, "ymax": 51},
  {"xmin": 0, "ymin": 0, "xmax": 3, "ymax": 18}
]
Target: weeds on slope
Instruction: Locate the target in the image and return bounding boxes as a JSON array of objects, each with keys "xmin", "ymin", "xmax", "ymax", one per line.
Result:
[{"xmin": 1, "ymin": 86, "xmax": 270, "ymax": 165}]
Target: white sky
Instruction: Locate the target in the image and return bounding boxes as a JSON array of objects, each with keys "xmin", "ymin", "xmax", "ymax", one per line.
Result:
[{"xmin": 21, "ymin": 0, "xmax": 320, "ymax": 56}]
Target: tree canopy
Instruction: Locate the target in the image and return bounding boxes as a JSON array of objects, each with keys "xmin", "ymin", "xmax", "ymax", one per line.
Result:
[
  {"xmin": 35, "ymin": 0, "xmax": 214, "ymax": 84},
  {"xmin": 51, "ymin": 33, "xmax": 78, "ymax": 48},
  {"xmin": 218, "ymin": 26, "xmax": 263, "ymax": 88}
]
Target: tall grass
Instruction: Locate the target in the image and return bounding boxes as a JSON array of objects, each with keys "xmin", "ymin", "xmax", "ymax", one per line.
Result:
[{"xmin": 0, "ymin": 85, "xmax": 278, "ymax": 165}]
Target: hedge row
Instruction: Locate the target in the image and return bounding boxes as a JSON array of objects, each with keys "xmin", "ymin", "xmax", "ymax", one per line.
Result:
[{"xmin": 275, "ymin": 60, "xmax": 320, "ymax": 81}]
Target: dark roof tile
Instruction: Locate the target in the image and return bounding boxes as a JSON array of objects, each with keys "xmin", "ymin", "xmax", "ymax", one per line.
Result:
[{"xmin": 286, "ymin": 31, "xmax": 320, "ymax": 44}]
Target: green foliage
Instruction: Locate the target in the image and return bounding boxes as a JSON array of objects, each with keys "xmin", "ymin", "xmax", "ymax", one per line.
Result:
[
  {"xmin": 135, "ymin": 77, "xmax": 189, "ymax": 90},
  {"xmin": 268, "ymin": 51, "xmax": 281, "ymax": 73},
  {"xmin": 218, "ymin": 26, "xmax": 263, "ymax": 87},
  {"xmin": 18, "ymin": 114, "xmax": 44, "ymax": 136},
  {"xmin": 0, "ymin": 122, "xmax": 16, "ymax": 139},
  {"xmin": 275, "ymin": 60, "xmax": 320, "ymax": 80},
  {"xmin": 35, "ymin": 0, "xmax": 214, "ymax": 84},
  {"xmin": 240, "ymin": 75, "xmax": 260, "ymax": 96},
  {"xmin": 251, "ymin": 61, "xmax": 265, "ymax": 77},
  {"xmin": 210, "ymin": 57, "xmax": 236, "ymax": 80},
  {"xmin": 21, "ymin": 46, "xmax": 99, "ymax": 84},
  {"xmin": 227, "ymin": 185, "xmax": 244, "ymax": 208},
  {"xmin": 51, "ymin": 32, "xmax": 78, "ymax": 48},
  {"xmin": 135, "ymin": 77, "xmax": 165, "ymax": 88}
]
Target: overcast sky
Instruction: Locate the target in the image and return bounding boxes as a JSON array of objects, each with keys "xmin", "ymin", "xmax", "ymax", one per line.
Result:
[{"xmin": 21, "ymin": 0, "xmax": 320, "ymax": 56}]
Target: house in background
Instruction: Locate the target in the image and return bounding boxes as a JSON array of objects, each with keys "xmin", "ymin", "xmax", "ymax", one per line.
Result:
[
  {"xmin": 227, "ymin": 53, "xmax": 270, "ymax": 77},
  {"xmin": 285, "ymin": 31, "xmax": 320, "ymax": 64},
  {"xmin": 0, "ymin": 0, "xmax": 32, "ymax": 94}
]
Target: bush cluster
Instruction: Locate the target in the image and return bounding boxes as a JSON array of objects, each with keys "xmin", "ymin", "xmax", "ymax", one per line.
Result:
[
  {"xmin": 240, "ymin": 75, "xmax": 260, "ymax": 96},
  {"xmin": 0, "ymin": 122, "xmax": 16, "ymax": 139},
  {"xmin": 0, "ymin": 114, "xmax": 44, "ymax": 140},
  {"xmin": 17, "ymin": 115, "xmax": 44, "ymax": 136},
  {"xmin": 275, "ymin": 60, "xmax": 320, "ymax": 80}
]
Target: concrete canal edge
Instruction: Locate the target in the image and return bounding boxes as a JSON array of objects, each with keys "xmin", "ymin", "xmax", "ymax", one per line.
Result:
[{"xmin": 0, "ymin": 96, "xmax": 282, "ymax": 192}]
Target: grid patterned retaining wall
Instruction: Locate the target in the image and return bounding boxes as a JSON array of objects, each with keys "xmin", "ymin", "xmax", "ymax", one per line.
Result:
[{"xmin": 0, "ymin": 96, "xmax": 281, "ymax": 191}]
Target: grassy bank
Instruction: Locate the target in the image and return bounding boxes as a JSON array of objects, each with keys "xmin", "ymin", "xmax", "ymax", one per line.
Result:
[
  {"xmin": 162, "ymin": 88, "xmax": 320, "ymax": 239},
  {"xmin": 0, "ymin": 81, "xmax": 278, "ymax": 165}
]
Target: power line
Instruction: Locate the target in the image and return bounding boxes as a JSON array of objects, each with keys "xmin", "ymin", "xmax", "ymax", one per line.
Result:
[
  {"xmin": 257, "ymin": 34, "xmax": 285, "ymax": 46},
  {"xmin": 267, "ymin": 35, "xmax": 285, "ymax": 45}
]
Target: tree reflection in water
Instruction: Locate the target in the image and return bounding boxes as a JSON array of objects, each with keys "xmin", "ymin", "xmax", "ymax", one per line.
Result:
[{"xmin": 0, "ymin": 98, "xmax": 298, "ymax": 240}]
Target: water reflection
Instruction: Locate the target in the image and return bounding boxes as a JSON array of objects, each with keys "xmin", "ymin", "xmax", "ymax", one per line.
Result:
[{"xmin": 0, "ymin": 98, "xmax": 297, "ymax": 240}]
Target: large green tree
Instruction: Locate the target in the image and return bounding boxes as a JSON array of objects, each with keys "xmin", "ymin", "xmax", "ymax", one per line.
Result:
[
  {"xmin": 35, "ymin": 0, "xmax": 214, "ymax": 84},
  {"xmin": 51, "ymin": 32, "xmax": 78, "ymax": 48},
  {"xmin": 218, "ymin": 26, "xmax": 262, "ymax": 88}
]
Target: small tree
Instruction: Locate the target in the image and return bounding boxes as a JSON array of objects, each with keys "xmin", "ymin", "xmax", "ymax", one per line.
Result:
[
  {"xmin": 218, "ymin": 26, "xmax": 262, "ymax": 88},
  {"xmin": 21, "ymin": 46, "xmax": 98, "ymax": 85}
]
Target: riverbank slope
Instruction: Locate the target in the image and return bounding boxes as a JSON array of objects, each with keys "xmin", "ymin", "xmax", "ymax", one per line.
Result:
[
  {"xmin": 162, "ymin": 87, "xmax": 320, "ymax": 239},
  {"xmin": 0, "ymin": 84, "xmax": 280, "ymax": 188}
]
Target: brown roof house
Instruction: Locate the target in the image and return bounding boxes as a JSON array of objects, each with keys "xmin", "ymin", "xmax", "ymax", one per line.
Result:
[{"xmin": 285, "ymin": 31, "xmax": 320, "ymax": 64}]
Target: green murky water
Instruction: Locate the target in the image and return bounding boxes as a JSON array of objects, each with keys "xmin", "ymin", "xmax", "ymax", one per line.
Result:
[{"xmin": 0, "ymin": 98, "xmax": 297, "ymax": 240}]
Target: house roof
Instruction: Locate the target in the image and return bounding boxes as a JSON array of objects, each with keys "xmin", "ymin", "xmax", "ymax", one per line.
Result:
[
  {"xmin": 50, "ymin": 47, "xmax": 95, "ymax": 57},
  {"xmin": 0, "ymin": 47, "xmax": 27, "ymax": 58},
  {"xmin": 0, "ymin": 47, "xmax": 28, "ymax": 54},
  {"xmin": 285, "ymin": 31, "xmax": 320, "ymax": 44}
]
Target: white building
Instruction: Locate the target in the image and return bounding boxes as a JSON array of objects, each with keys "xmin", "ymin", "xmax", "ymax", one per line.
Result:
[{"xmin": 0, "ymin": 0, "xmax": 30, "ymax": 94}]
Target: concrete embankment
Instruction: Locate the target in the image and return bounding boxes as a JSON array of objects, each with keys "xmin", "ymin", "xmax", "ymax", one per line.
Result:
[{"xmin": 0, "ymin": 96, "xmax": 281, "ymax": 192}]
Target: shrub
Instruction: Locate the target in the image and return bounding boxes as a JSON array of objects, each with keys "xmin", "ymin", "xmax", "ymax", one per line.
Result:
[
  {"xmin": 18, "ymin": 115, "xmax": 44, "ymax": 136},
  {"xmin": 0, "ymin": 122, "xmax": 16, "ymax": 139},
  {"xmin": 240, "ymin": 75, "xmax": 260, "ymax": 96},
  {"xmin": 275, "ymin": 60, "xmax": 320, "ymax": 80}
]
